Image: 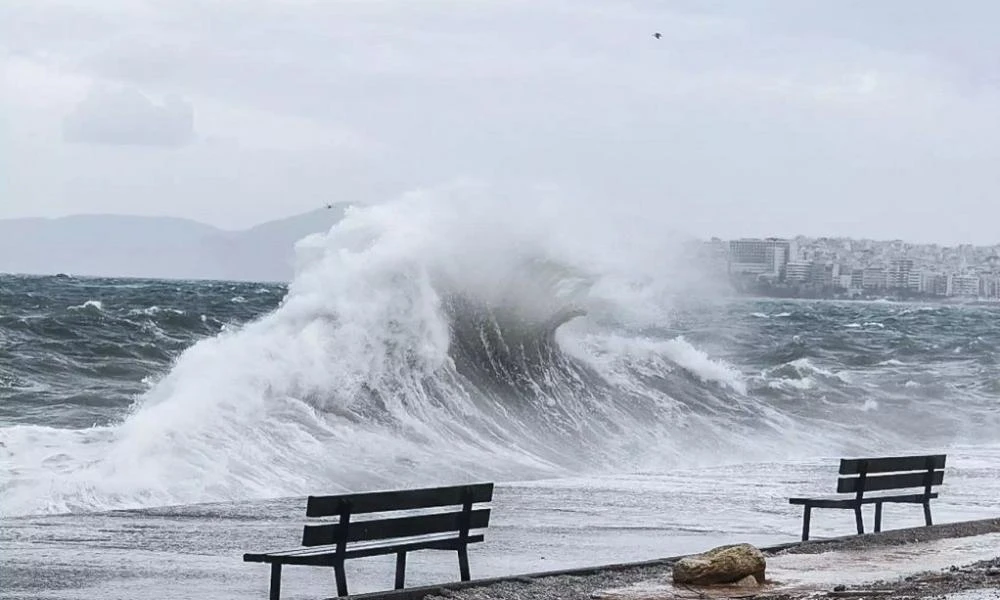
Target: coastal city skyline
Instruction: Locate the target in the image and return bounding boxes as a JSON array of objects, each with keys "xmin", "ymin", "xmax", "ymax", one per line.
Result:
[
  {"xmin": 696, "ymin": 235, "xmax": 1000, "ymax": 300},
  {"xmin": 3, "ymin": 209, "xmax": 1000, "ymax": 291}
]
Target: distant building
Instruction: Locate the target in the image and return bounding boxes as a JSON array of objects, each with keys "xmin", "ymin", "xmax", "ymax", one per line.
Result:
[
  {"xmin": 728, "ymin": 238, "xmax": 792, "ymax": 278},
  {"xmin": 947, "ymin": 274, "xmax": 981, "ymax": 297},
  {"xmin": 785, "ymin": 261, "xmax": 811, "ymax": 283},
  {"xmin": 862, "ymin": 267, "xmax": 888, "ymax": 290},
  {"xmin": 851, "ymin": 269, "xmax": 864, "ymax": 289},
  {"xmin": 982, "ymin": 275, "xmax": 1000, "ymax": 299},
  {"xmin": 926, "ymin": 274, "xmax": 948, "ymax": 296},
  {"xmin": 986, "ymin": 255, "xmax": 1000, "ymax": 272},
  {"xmin": 888, "ymin": 259, "xmax": 913, "ymax": 289},
  {"xmin": 810, "ymin": 262, "xmax": 835, "ymax": 287}
]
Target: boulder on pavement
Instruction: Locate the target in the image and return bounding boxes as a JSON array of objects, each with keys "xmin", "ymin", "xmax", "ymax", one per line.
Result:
[{"xmin": 672, "ymin": 543, "xmax": 766, "ymax": 585}]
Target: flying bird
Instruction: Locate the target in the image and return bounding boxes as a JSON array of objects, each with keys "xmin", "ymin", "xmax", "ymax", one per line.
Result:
[{"xmin": 653, "ymin": 32, "xmax": 662, "ymax": 39}]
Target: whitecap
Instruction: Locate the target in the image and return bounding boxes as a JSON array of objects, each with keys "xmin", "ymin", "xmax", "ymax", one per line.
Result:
[{"xmin": 68, "ymin": 300, "xmax": 103, "ymax": 311}]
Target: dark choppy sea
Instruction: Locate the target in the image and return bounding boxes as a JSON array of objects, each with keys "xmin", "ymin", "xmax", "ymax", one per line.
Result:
[{"xmin": 2, "ymin": 275, "xmax": 998, "ymax": 517}]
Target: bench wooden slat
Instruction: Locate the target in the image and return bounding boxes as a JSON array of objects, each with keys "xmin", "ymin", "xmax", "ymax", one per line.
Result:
[
  {"xmin": 306, "ymin": 483, "xmax": 493, "ymax": 517},
  {"xmin": 837, "ymin": 470, "xmax": 943, "ymax": 493},
  {"xmin": 244, "ymin": 533, "xmax": 485, "ymax": 565},
  {"xmin": 336, "ymin": 533, "xmax": 483, "ymax": 560},
  {"xmin": 839, "ymin": 455, "xmax": 946, "ymax": 475},
  {"xmin": 247, "ymin": 532, "xmax": 484, "ymax": 559},
  {"xmin": 302, "ymin": 508, "xmax": 490, "ymax": 546}
]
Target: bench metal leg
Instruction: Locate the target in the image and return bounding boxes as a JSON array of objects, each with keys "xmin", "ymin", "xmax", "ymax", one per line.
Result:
[
  {"xmin": 854, "ymin": 506, "xmax": 865, "ymax": 535},
  {"xmin": 334, "ymin": 561, "xmax": 348, "ymax": 597},
  {"xmin": 801, "ymin": 506, "xmax": 812, "ymax": 541},
  {"xmin": 874, "ymin": 502, "xmax": 883, "ymax": 533},
  {"xmin": 269, "ymin": 563, "xmax": 282, "ymax": 600},
  {"xmin": 395, "ymin": 551, "xmax": 407, "ymax": 590},
  {"xmin": 458, "ymin": 545, "xmax": 471, "ymax": 581},
  {"xmin": 923, "ymin": 502, "xmax": 933, "ymax": 526}
]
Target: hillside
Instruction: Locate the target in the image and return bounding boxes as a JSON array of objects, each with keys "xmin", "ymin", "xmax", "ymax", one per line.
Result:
[{"xmin": 0, "ymin": 206, "xmax": 348, "ymax": 282}]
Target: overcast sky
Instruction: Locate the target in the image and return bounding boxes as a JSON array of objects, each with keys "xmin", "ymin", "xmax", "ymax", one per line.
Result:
[{"xmin": 2, "ymin": 1, "xmax": 999, "ymax": 244}]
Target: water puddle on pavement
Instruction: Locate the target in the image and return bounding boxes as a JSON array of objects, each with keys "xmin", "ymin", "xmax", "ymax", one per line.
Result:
[{"xmin": 595, "ymin": 533, "xmax": 1000, "ymax": 600}]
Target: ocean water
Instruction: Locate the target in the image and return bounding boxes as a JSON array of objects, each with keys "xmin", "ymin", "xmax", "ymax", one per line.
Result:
[{"xmin": 2, "ymin": 195, "xmax": 999, "ymax": 598}]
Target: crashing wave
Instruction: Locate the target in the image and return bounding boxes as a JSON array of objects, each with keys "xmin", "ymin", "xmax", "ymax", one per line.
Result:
[{"xmin": 0, "ymin": 184, "xmax": 892, "ymax": 516}]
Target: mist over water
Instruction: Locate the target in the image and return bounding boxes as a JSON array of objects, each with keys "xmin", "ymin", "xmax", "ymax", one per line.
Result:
[{"xmin": 1, "ymin": 186, "xmax": 998, "ymax": 517}]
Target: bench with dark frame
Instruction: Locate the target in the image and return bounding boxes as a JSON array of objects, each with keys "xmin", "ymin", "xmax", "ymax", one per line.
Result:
[
  {"xmin": 243, "ymin": 482, "xmax": 494, "ymax": 600},
  {"xmin": 789, "ymin": 454, "xmax": 946, "ymax": 541}
]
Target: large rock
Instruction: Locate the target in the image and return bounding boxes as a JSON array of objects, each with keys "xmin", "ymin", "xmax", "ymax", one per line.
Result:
[{"xmin": 672, "ymin": 543, "xmax": 766, "ymax": 585}]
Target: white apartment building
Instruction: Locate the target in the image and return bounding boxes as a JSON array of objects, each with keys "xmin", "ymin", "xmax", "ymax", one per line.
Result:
[
  {"xmin": 947, "ymin": 274, "xmax": 981, "ymax": 297},
  {"xmin": 785, "ymin": 261, "xmax": 811, "ymax": 283},
  {"xmin": 728, "ymin": 238, "xmax": 791, "ymax": 277}
]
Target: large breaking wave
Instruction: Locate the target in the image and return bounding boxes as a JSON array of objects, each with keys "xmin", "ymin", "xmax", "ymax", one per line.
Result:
[{"xmin": 2, "ymin": 184, "xmax": 998, "ymax": 516}]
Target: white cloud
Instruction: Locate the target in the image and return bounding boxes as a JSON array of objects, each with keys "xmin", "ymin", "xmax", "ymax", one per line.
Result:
[
  {"xmin": 1, "ymin": 0, "xmax": 999, "ymax": 243},
  {"xmin": 62, "ymin": 86, "xmax": 195, "ymax": 147}
]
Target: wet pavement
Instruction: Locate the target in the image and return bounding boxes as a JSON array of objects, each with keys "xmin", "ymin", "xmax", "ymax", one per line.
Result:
[{"xmin": 3, "ymin": 455, "xmax": 999, "ymax": 600}]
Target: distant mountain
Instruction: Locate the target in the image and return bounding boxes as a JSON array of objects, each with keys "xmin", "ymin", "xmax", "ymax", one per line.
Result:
[{"xmin": 0, "ymin": 206, "xmax": 349, "ymax": 282}]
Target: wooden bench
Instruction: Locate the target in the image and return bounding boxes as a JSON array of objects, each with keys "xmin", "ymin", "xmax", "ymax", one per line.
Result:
[
  {"xmin": 789, "ymin": 454, "xmax": 945, "ymax": 541},
  {"xmin": 243, "ymin": 482, "xmax": 493, "ymax": 599}
]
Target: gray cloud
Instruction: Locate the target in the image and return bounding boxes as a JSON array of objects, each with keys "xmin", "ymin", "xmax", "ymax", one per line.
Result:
[{"xmin": 63, "ymin": 87, "xmax": 195, "ymax": 147}]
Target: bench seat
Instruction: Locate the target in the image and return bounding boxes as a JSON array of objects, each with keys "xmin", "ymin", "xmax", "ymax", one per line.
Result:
[{"xmin": 789, "ymin": 492, "xmax": 938, "ymax": 509}]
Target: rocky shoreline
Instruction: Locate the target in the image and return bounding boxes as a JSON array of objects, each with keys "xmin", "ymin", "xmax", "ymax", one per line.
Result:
[
  {"xmin": 744, "ymin": 557, "xmax": 1000, "ymax": 600},
  {"xmin": 772, "ymin": 518, "xmax": 1000, "ymax": 556},
  {"xmin": 835, "ymin": 557, "xmax": 1000, "ymax": 600},
  {"xmin": 427, "ymin": 558, "xmax": 1000, "ymax": 600},
  {"xmin": 422, "ymin": 519, "xmax": 1000, "ymax": 600}
]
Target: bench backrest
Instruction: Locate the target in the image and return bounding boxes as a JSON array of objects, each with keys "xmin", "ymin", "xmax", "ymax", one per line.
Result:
[
  {"xmin": 837, "ymin": 454, "xmax": 946, "ymax": 500},
  {"xmin": 301, "ymin": 483, "xmax": 493, "ymax": 548}
]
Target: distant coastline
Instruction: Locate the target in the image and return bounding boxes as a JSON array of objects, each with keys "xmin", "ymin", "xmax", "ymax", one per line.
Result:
[
  {"xmin": 732, "ymin": 279, "xmax": 1000, "ymax": 305},
  {"xmin": 0, "ymin": 205, "xmax": 349, "ymax": 283}
]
